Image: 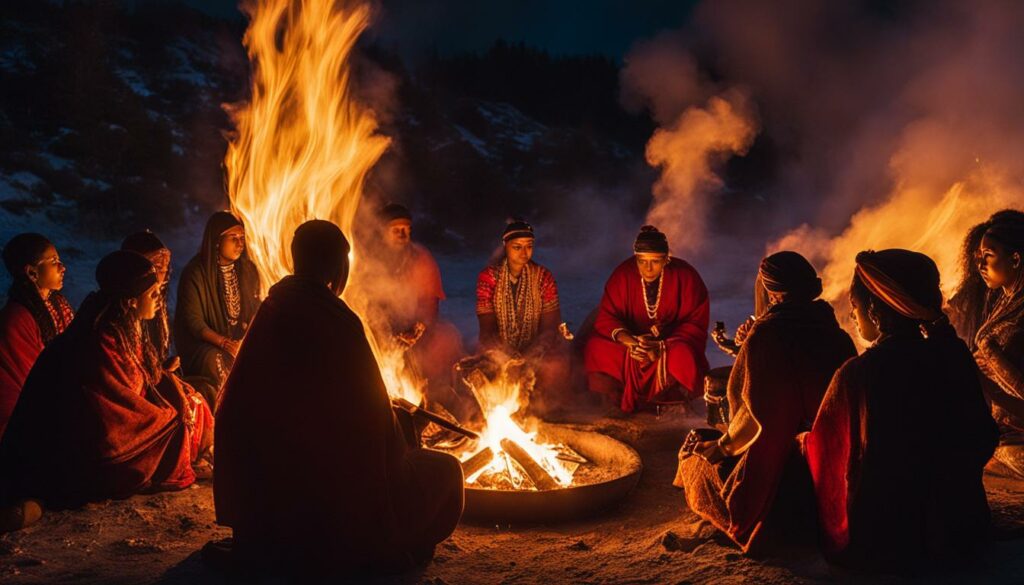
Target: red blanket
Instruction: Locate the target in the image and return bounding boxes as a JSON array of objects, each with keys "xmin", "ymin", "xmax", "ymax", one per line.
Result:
[
  {"xmin": 0, "ymin": 310, "xmax": 209, "ymax": 507},
  {"xmin": 584, "ymin": 257, "xmax": 709, "ymax": 411}
]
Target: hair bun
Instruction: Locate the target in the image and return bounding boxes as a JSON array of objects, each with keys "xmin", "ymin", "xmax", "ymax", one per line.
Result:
[{"xmin": 640, "ymin": 225, "xmax": 658, "ymax": 233}]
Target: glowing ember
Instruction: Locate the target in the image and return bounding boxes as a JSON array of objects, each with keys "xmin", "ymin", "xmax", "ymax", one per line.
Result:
[{"xmin": 224, "ymin": 0, "xmax": 574, "ymax": 489}]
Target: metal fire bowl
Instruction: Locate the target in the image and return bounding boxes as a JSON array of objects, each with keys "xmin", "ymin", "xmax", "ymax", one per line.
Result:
[{"xmin": 460, "ymin": 423, "xmax": 643, "ymax": 524}]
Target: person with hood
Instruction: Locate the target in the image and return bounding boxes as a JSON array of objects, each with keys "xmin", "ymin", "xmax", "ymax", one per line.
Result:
[
  {"xmin": 0, "ymin": 233, "xmax": 74, "ymax": 439},
  {"xmin": 674, "ymin": 251, "xmax": 856, "ymax": 553},
  {"xmin": 804, "ymin": 249, "xmax": 997, "ymax": 570},
  {"xmin": 174, "ymin": 212, "xmax": 260, "ymax": 404},
  {"xmin": 212, "ymin": 220, "xmax": 463, "ymax": 578},
  {"xmin": 0, "ymin": 251, "xmax": 212, "ymax": 529}
]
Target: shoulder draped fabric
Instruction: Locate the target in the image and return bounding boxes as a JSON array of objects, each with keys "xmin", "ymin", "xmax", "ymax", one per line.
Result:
[
  {"xmin": 174, "ymin": 255, "xmax": 260, "ymax": 382},
  {"xmin": 804, "ymin": 332, "xmax": 997, "ymax": 568},
  {"xmin": 476, "ymin": 260, "xmax": 559, "ymax": 353},
  {"xmin": 674, "ymin": 300, "xmax": 856, "ymax": 552},
  {"xmin": 584, "ymin": 257, "xmax": 710, "ymax": 410},
  {"xmin": 0, "ymin": 296, "xmax": 74, "ymax": 439},
  {"xmin": 0, "ymin": 297, "xmax": 210, "ymax": 507},
  {"xmin": 214, "ymin": 275, "xmax": 463, "ymax": 573}
]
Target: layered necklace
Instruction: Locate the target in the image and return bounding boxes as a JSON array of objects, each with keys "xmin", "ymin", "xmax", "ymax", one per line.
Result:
[
  {"xmin": 219, "ymin": 263, "xmax": 242, "ymax": 327},
  {"xmin": 642, "ymin": 273, "xmax": 664, "ymax": 321}
]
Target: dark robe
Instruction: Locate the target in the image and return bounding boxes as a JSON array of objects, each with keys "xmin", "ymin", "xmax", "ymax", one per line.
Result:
[
  {"xmin": 0, "ymin": 296, "xmax": 211, "ymax": 508},
  {"xmin": 584, "ymin": 257, "xmax": 710, "ymax": 411},
  {"xmin": 215, "ymin": 275, "xmax": 463, "ymax": 576},
  {"xmin": 174, "ymin": 255, "xmax": 260, "ymax": 401},
  {"xmin": 675, "ymin": 300, "xmax": 856, "ymax": 553},
  {"xmin": 804, "ymin": 329, "xmax": 998, "ymax": 569}
]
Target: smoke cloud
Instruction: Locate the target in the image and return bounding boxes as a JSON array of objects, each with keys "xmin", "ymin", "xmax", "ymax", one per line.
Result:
[{"xmin": 620, "ymin": 35, "xmax": 759, "ymax": 257}]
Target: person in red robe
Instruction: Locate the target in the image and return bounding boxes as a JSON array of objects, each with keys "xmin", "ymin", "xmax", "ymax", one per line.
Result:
[
  {"xmin": 674, "ymin": 252, "xmax": 856, "ymax": 554},
  {"xmin": 355, "ymin": 203, "xmax": 463, "ymax": 394},
  {"xmin": 212, "ymin": 220, "xmax": 463, "ymax": 578},
  {"xmin": 803, "ymin": 249, "xmax": 998, "ymax": 571},
  {"xmin": 0, "ymin": 233, "xmax": 75, "ymax": 439},
  {"xmin": 584, "ymin": 226, "xmax": 710, "ymax": 412},
  {"xmin": 0, "ymin": 251, "xmax": 212, "ymax": 526}
]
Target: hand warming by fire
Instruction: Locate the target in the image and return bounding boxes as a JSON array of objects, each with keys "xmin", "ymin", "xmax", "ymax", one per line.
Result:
[{"xmin": 2, "ymin": 0, "xmax": 1024, "ymax": 582}]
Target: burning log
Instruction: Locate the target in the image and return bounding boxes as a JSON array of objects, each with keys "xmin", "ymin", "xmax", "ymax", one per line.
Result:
[
  {"xmin": 500, "ymin": 438, "xmax": 558, "ymax": 491},
  {"xmin": 391, "ymin": 397, "xmax": 480, "ymax": 440},
  {"xmin": 460, "ymin": 447, "xmax": 495, "ymax": 479}
]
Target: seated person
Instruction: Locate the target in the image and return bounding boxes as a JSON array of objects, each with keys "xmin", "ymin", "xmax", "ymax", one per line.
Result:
[
  {"xmin": 0, "ymin": 233, "xmax": 74, "ymax": 439},
  {"xmin": 804, "ymin": 249, "xmax": 997, "ymax": 570},
  {"xmin": 175, "ymin": 212, "xmax": 261, "ymax": 404},
  {"xmin": 0, "ymin": 251, "xmax": 212, "ymax": 519},
  {"xmin": 122, "ymin": 231, "xmax": 173, "ymax": 366},
  {"xmin": 475, "ymin": 220, "xmax": 568, "ymax": 404},
  {"xmin": 584, "ymin": 226, "xmax": 709, "ymax": 413},
  {"xmin": 213, "ymin": 220, "xmax": 463, "ymax": 577},
  {"xmin": 971, "ymin": 218, "xmax": 1024, "ymax": 478},
  {"xmin": 674, "ymin": 252, "xmax": 856, "ymax": 553},
  {"xmin": 356, "ymin": 203, "xmax": 463, "ymax": 390}
]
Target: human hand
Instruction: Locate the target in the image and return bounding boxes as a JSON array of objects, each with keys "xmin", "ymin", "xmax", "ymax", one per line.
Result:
[
  {"xmin": 222, "ymin": 338, "xmax": 241, "ymax": 357},
  {"xmin": 163, "ymin": 356, "xmax": 181, "ymax": 372},
  {"xmin": 629, "ymin": 344, "xmax": 650, "ymax": 364},
  {"xmin": 734, "ymin": 317, "xmax": 756, "ymax": 345},
  {"xmin": 695, "ymin": 440, "xmax": 725, "ymax": 464}
]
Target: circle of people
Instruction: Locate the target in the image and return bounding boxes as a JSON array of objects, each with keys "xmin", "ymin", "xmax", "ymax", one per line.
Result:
[{"xmin": 0, "ymin": 205, "xmax": 1021, "ymax": 575}]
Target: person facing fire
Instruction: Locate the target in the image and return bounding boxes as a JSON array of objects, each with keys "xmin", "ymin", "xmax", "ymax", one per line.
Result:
[
  {"xmin": 971, "ymin": 218, "xmax": 1024, "ymax": 479},
  {"xmin": 803, "ymin": 249, "xmax": 997, "ymax": 570},
  {"xmin": 948, "ymin": 209, "xmax": 1024, "ymax": 347},
  {"xmin": 212, "ymin": 220, "xmax": 463, "ymax": 577},
  {"xmin": 475, "ymin": 220, "xmax": 569, "ymax": 403},
  {"xmin": 0, "ymin": 251, "xmax": 213, "ymax": 527},
  {"xmin": 122, "ymin": 231, "xmax": 173, "ymax": 367},
  {"xmin": 361, "ymin": 203, "xmax": 462, "ymax": 389},
  {"xmin": 584, "ymin": 226, "xmax": 710, "ymax": 413},
  {"xmin": 174, "ymin": 211, "xmax": 260, "ymax": 405},
  {"xmin": 0, "ymin": 233, "xmax": 74, "ymax": 440},
  {"xmin": 674, "ymin": 252, "xmax": 856, "ymax": 553}
]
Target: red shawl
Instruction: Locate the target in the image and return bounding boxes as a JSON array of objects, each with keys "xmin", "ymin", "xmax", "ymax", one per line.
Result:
[
  {"xmin": 215, "ymin": 275, "xmax": 415, "ymax": 573},
  {"xmin": 0, "ymin": 298, "xmax": 74, "ymax": 439},
  {"xmin": 584, "ymin": 257, "xmax": 709, "ymax": 411},
  {"xmin": 0, "ymin": 308, "xmax": 209, "ymax": 507},
  {"xmin": 805, "ymin": 331, "xmax": 997, "ymax": 568}
]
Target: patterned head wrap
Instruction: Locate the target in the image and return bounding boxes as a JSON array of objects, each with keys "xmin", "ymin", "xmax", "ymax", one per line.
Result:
[
  {"xmin": 633, "ymin": 225, "xmax": 669, "ymax": 254},
  {"xmin": 854, "ymin": 249, "xmax": 943, "ymax": 322},
  {"xmin": 759, "ymin": 251, "xmax": 822, "ymax": 301}
]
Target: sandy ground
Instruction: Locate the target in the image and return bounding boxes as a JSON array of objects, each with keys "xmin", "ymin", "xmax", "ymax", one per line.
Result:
[{"xmin": 3, "ymin": 407, "xmax": 1024, "ymax": 585}]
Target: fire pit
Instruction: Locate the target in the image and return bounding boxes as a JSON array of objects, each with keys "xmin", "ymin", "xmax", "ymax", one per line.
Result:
[{"xmin": 454, "ymin": 422, "xmax": 642, "ymax": 523}]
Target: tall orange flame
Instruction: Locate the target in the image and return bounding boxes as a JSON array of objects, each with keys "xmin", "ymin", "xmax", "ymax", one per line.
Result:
[{"xmin": 225, "ymin": 0, "xmax": 389, "ymax": 293}]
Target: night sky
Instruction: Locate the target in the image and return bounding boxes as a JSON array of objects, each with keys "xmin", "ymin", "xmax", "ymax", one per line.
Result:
[{"xmin": 181, "ymin": 0, "xmax": 698, "ymax": 58}]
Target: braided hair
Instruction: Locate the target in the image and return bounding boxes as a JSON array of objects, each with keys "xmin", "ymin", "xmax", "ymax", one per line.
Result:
[{"xmin": 2, "ymin": 233, "xmax": 65, "ymax": 344}]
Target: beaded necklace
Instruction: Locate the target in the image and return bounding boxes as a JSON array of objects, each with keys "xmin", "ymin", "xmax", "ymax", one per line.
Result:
[
  {"xmin": 642, "ymin": 273, "xmax": 664, "ymax": 321},
  {"xmin": 219, "ymin": 263, "xmax": 241, "ymax": 327}
]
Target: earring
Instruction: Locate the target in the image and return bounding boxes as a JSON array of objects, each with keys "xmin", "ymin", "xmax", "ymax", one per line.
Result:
[{"xmin": 867, "ymin": 301, "xmax": 881, "ymax": 328}]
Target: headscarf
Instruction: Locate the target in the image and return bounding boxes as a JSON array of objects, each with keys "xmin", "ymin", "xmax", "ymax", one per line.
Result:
[
  {"xmin": 633, "ymin": 225, "xmax": 669, "ymax": 254},
  {"xmin": 292, "ymin": 220, "xmax": 350, "ymax": 282},
  {"xmin": 759, "ymin": 251, "xmax": 823, "ymax": 302},
  {"xmin": 96, "ymin": 251, "xmax": 157, "ymax": 299},
  {"xmin": 380, "ymin": 202, "xmax": 412, "ymax": 224},
  {"xmin": 502, "ymin": 219, "xmax": 534, "ymax": 243},
  {"xmin": 854, "ymin": 249, "xmax": 944, "ymax": 322},
  {"xmin": 196, "ymin": 210, "xmax": 260, "ymax": 312},
  {"xmin": 121, "ymin": 231, "xmax": 167, "ymax": 256}
]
